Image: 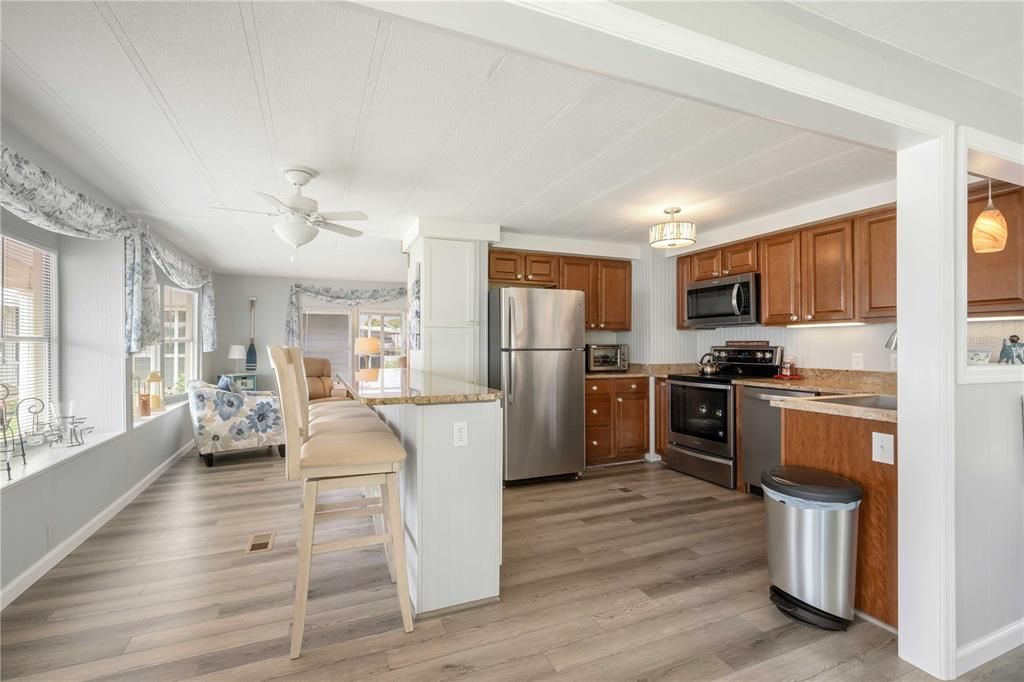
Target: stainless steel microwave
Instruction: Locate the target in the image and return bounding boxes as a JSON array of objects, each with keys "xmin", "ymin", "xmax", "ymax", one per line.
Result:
[
  {"xmin": 684, "ymin": 273, "xmax": 759, "ymax": 328},
  {"xmin": 586, "ymin": 344, "xmax": 629, "ymax": 373}
]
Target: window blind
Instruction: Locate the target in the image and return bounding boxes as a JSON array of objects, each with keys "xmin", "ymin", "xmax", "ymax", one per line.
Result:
[
  {"xmin": 301, "ymin": 312, "xmax": 350, "ymax": 375},
  {"xmin": 1, "ymin": 236, "xmax": 57, "ymax": 414}
]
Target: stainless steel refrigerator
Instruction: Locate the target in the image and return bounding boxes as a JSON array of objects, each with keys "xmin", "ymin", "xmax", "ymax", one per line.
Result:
[{"xmin": 488, "ymin": 288, "xmax": 585, "ymax": 481}]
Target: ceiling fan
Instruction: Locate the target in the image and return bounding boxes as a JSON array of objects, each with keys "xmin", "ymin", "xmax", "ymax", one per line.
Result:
[{"xmin": 212, "ymin": 167, "xmax": 367, "ymax": 249}]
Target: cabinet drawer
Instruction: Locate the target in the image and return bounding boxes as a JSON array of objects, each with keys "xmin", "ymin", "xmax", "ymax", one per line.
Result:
[
  {"xmin": 613, "ymin": 378, "xmax": 647, "ymax": 394},
  {"xmin": 585, "ymin": 379, "xmax": 612, "ymax": 395},
  {"xmin": 585, "ymin": 395, "xmax": 612, "ymax": 426},
  {"xmin": 586, "ymin": 427, "xmax": 613, "ymax": 461}
]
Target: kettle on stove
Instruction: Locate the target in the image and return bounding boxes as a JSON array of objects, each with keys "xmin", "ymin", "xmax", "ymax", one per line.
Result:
[{"xmin": 697, "ymin": 352, "xmax": 720, "ymax": 376}]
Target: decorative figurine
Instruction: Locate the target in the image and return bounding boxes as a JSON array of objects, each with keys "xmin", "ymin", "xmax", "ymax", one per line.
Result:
[{"xmin": 998, "ymin": 335, "xmax": 1024, "ymax": 364}]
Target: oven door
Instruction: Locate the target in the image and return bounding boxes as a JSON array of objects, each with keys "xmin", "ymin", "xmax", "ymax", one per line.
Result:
[
  {"xmin": 668, "ymin": 380, "xmax": 734, "ymax": 459},
  {"xmin": 685, "ymin": 274, "xmax": 757, "ymax": 328}
]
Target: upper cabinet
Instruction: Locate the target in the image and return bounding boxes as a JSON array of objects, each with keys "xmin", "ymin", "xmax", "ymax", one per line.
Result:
[
  {"xmin": 597, "ymin": 259, "xmax": 632, "ymax": 331},
  {"xmin": 524, "ymin": 253, "xmax": 559, "ymax": 285},
  {"xmin": 967, "ymin": 184, "xmax": 1024, "ymax": 315},
  {"xmin": 559, "ymin": 256, "xmax": 599, "ymax": 328},
  {"xmin": 855, "ymin": 208, "xmax": 897, "ymax": 320},
  {"xmin": 488, "ymin": 249, "xmax": 559, "ymax": 285},
  {"xmin": 759, "ymin": 231, "xmax": 803, "ymax": 325},
  {"xmin": 800, "ymin": 220, "xmax": 855, "ymax": 322},
  {"xmin": 690, "ymin": 240, "xmax": 758, "ymax": 281},
  {"xmin": 676, "ymin": 256, "xmax": 690, "ymax": 329},
  {"xmin": 690, "ymin": 250, "xmax": 722, "ymax": 281},
  {"xmin": 488, "ymin": 250, "xmax": 523, "ymax": 283}
]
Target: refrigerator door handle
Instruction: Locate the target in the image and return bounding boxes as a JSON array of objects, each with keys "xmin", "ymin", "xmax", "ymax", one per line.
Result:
[{"xmin": 506, "ymin": 353, "xmax": 515, "ymax": 405}]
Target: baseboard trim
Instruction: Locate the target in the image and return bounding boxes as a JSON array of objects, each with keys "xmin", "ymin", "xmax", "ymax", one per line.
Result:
[
  {"xmin": 855, "ymin": 609, "xmax": 897, "ymax": 635},
  {"xmin": 1, "ymin": 440, "xmax": 192, "ymax": 610},
  {"xmin": 956, "ymin": 617, "xmax": 1024, "ymax": 677},
  {"xmin": 644, "ymin": 452, "xmax": 662, "ymax": 463}
]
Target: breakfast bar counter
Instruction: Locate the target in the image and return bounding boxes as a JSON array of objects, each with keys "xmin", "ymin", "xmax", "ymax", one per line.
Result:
[{"xmin": 338, "ymin": 369, "xmax": 503, "ymax": 617}]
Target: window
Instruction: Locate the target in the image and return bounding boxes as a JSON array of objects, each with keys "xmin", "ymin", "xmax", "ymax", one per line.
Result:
[
  {"xmin": 356, "ymin": 311, "xmax": 404, "ymax": 369},
  {"xmin": 301, "ymin": 310, "xmax": 351, "ymax": 377},
  {"xmin": 131, "ymin": 285, "xmax": 197, "ymax": 418},
  {"xmin": 1, "ymin": 236, "xmax": 57, "ymax": 429}
]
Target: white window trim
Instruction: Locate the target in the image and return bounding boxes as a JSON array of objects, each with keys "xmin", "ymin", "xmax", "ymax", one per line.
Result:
[{"xmin": 129, "ymin": 285, "xmax": 198, "ymax": 419}]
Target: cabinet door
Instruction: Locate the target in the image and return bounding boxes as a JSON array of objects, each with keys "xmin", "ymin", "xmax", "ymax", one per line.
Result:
[
  {"xmin": 855, "ymin": 207, "xmax": 897, "ymax": 320},
  {"xmin": 676, "ymin": 256, "xmax": 690, "ymax": 329},
  {"xmin": 802, "ymin": 220, "xmax": 855, "ymax": 322},
  {"xmin": 967, "ymin": 186, "xmax": 1024, "ymax": 314},
  {"xmin": 597, "ymin": 259, "xmax": 632, "ymax": 330},
  {"xmin": 690, "ymin": 250, "xmax": 722, "ymax": 281},
  {"xmin": 759, "ymin": 232, "xmax": 802, "ymax": 325},
  {"xmin": 559, "ymin": 257, "xmax": 599, "ymax": 329},
  {"xmin": 654, "ymin": 378, "xmax": 668, "ymax": 456},
  {"xmin": 614, "ymin": 393, "xmax": 649, "ymax": 457},
  {"xmin": 488, "ymin": 250, "xmax": 523, "ymax": 282},
  {"xmin": 523, "ymin": 253, "xmax": 558, "ymax": 285},
  {"xmin": 586, "ymin": 426, "xmax": 614, "ymax": 465},
  {"xmin": 721, "ymin": 240, "xmax": 758, "ymax": 276}
]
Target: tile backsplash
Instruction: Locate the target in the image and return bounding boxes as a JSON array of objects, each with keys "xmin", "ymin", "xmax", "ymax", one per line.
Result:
[{"xmin": 966, "ymin": 319, "xmax": 1024, "ymax": 364}]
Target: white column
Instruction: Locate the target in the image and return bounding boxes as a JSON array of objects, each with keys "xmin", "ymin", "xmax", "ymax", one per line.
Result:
[{"xmin": 896, "ymin": 133, "xmax": 958, "ymax": 679}]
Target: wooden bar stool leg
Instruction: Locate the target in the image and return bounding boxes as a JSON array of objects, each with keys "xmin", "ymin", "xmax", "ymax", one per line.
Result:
[
  {"xmin": 290, "ymin": 478, "xmax": 319, "ymax": 659},
  {"xmin": 374, "ymin": 484, "xmax": 396, "ymax": 583},
  {"xmin": 383, "ymin": 472, "xmax": 414, "ymax": 632}
]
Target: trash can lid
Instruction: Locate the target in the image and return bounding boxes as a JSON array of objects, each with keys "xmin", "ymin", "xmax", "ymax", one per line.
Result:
[{"xmin": 761, "ymin": 466, "xmax": 863, "ymax": 504}]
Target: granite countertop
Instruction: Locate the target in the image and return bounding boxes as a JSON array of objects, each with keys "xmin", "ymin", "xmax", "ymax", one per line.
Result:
[
  {"xmin": 338, "ymin": 368, "xmax": 502, "ymax": 406},
  {"xmin": 770, "ymin": 393, "xmax": 897, "ymax": 423}
]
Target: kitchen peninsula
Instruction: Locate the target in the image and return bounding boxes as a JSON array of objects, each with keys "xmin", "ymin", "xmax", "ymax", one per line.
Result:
[{"xmin": 339, "ymin": 369, "xmax": 503, "ymax": 617}]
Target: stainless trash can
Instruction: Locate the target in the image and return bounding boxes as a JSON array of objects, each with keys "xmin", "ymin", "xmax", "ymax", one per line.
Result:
[{"xmin": 761, "ymin": 466, "xmax": 864, "ymax": 631}]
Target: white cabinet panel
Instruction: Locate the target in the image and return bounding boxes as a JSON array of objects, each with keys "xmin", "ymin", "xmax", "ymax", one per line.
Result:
[
  {"xmin": 424, "ymin": 239, "xmax": 477, "ymax": 327},
  {"xmin": 424, "ymin": 327, "xmax": 478, "ymax": 383}
]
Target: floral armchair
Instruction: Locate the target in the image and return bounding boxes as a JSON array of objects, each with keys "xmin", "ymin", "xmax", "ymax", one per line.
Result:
[{"xmin": 187, "ymin": 380, "xmax": 286, "ymax": 467}]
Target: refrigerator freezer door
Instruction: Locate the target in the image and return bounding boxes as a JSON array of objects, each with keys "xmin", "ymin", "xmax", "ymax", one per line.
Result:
[
  {"xmin": 501, "ymin": 288, "xmax": 584, "ymax": 350},
  {"xmin": 503, "ymin": 349, "xmax": 585, "ymax": 480}
]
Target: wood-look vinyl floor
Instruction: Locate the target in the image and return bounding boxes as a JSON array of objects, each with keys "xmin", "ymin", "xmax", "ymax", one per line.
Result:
[{"xmin": 2, "ymin": 451, "xmax": 1021, "ymax": 681}]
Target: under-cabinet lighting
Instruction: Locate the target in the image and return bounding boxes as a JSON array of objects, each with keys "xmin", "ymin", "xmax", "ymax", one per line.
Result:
[
  {"xmin": 785, "ymin": 322, "xmax": 867, "ymax": 329},
  {"xmin": 967, "ymin": 316, "xmax": 1024, "ymax": 322}
]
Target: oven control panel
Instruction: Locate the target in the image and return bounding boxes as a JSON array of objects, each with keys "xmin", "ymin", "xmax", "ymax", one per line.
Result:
[{"xmin": 709, "ymin": 345, "xmax": 783, "ymax": 366}]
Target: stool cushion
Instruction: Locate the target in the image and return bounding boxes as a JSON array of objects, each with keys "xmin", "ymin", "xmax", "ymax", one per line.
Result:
[
  {"xmin": 310, "ymin": 407, "xmax": 375, "ymax": 420},
  {"xmin": 300, "ymin": 432, "xmax": 406, "ymax": 468},
  {"xmin": 308, "ymin": 417, "xmax": 392, "ymax": 436},
  {"xmin": 310, "ymin": 402, "xmax": 367, "ymax": 416}
]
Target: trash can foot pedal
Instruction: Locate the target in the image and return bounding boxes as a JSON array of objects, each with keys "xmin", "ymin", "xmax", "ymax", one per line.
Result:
[{"xmin": 769, "ymin": 586, "xmax": 850, "ymax": 631}]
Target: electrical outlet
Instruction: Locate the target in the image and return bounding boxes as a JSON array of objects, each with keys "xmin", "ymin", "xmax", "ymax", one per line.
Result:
[
  {"xmin": 851, "ymin": 353, "xmax": 864, "ymax": 370},
  {"xmin": 453, "ymin": 421, "xmax": 468, "ymax": 447},
  {"xmin": 872, "ymin": 432, "xmax": 894, "ymax": 465}
]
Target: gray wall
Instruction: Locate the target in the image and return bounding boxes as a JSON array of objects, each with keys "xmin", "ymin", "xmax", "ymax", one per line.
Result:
[{"xmin": 207, "ymin": 273, "xmax": 406, "ymax": 390}]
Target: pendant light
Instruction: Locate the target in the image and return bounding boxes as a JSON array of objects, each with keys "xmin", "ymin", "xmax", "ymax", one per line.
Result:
[
  {"xmin": 650, "ymin": 207, "xmax": 696, "ymax": 249},
  {"xmin": 972, "ymin": 178, "xmax": 1008, "ymax": 253}
]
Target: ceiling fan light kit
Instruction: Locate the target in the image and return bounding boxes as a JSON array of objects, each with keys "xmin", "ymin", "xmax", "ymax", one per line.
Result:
[
  {"xmin": 650, "ymin": 207, "xmax": 697, "ymax": 249},
  {"xmin": 273, "ymin": 214, "xmax": 319, "ymax": 249}
]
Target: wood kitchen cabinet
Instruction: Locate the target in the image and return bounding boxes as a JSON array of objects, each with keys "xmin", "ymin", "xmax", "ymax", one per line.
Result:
[
  {"xmin": 690, "ymin": 250, "xmax": 722, "ymax": 281},
  {"xmin": 488, "ymin": 250, "xmax": 523, "ymax": 283},
  {"xmin": 524, "ymin": 253, "xmax": 558, "ymax": 284},
  {"xmin": 759, "ymin": 231, "xmax": 803, "ymax": 325},
  {"xmin": 967, "ymin": 184, "xmax": 1024, "ymax": 314},
  {"xmin": 597, "ymin": 259, "xmax": 632, "ymax": 331},
  {"xmin": 585, "ymin": 377, "xmax": 648, "ymax": 466},
  {"xmin": 676, "ymin": 256, "xmax": 690, "ymax": 329},
  {"xmin": 560, "ymin": 256, "xmax": 599, "ymax": 329},
  {"xmin": 689, "ymin": 240, "xmax": 758, "ymax": 282},
  {"xmin": 654, "ymin": 377, "xmax": 668, "ymax": 456},
  {"xmin": 801, "ymin": 219, "xmax": 855, "ymax": 322},
  {"xmin": 855, "ymin": 207, "xmax": 897, "ymax": 320}
]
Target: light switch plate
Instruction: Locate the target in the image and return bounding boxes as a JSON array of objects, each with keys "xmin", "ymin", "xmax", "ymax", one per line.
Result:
[
  {"xmin": 851, "ymin": 353, "xmax": 864, "ymax": 370},
  {"xmin": 453, "ymin": 421, "xmax": 468, "ymax": 447},
  {"xmin": 872, "ymin": 432, "xmax": 894, "ymax": 465}
]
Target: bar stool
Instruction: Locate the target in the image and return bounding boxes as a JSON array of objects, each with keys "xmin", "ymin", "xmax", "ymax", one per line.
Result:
[{"xmin": 268, "ymin": 346, "xmax": 413, "ymax": 659}]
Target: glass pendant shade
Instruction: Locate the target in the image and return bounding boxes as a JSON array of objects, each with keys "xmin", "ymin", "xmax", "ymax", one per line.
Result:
[
  {"xmin": 650, "ymin": 207, "xmax": 696, "ymax": 249},
  {"xmin": 972, "ymin": 179, "xmax": 1008, "ymax": 253}
]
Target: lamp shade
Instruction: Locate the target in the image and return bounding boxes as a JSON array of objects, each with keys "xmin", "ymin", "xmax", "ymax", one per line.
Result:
[
  {"xmin": 354, "ymin": 336, "xmax": 381, "ymax": 356},
  {"xmin": 227, "ymin": 344, "xmax": 247, "ymax": 360},
  {"xmin": 972, "ymin": 207, "xmax": 1008, "ymax": 253},
  {"xmin": 650, "ymin": 207, "xmax": 696, "ymax": 249}
]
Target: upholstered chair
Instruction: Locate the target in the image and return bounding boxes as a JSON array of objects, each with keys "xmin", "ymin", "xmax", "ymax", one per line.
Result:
[
  {"xmin": 303, "ymin": 356, "xmax": 348, "ymax": 404},
  {"xmin": 186, "ymin": 380, "xmax": 285, "ymax": 467},
  {"xmin": 267, "ymin": 345, "xmax": 413, "ymax": 659}
]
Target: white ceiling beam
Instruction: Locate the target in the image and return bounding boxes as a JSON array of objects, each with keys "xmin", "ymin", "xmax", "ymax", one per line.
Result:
[{"xmin": 356, "ymin": 0, "xmax": 951, "ymax": 152}]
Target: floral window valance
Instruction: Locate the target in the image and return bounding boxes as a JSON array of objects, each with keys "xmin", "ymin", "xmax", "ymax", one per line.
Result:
[
  {"xmin": 1, "ymin": 144, "xmax": 216, "ymax": 353},
  {"xmin": 285, "ymin": 283, "xmax": 407, "ymax": 345}
]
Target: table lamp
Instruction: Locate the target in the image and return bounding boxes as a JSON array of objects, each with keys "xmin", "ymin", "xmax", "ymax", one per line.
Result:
[
  {"xmin": 146, "ymin": 371, "xmax": 164, "ymax": 412},
  {"xmin": 354, "ymin": 336, "xmax": 381, "ymax": 370},
  {"xmin": 228, "ymin": 344, "xmax": 247, "ymax": 372}
]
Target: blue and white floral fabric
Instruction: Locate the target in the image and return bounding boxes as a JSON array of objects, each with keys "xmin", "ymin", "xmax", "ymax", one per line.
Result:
[
  {"xmin": 187, "ymin": 381, "xmax": 284, "ymax": 455},
  {"xmin": 284, "ymin": 283, "xmax": 407, "ymax": 345},
  {"xmin": 1, "ymin": 144, "xmax": 217, "ymax": 354}
]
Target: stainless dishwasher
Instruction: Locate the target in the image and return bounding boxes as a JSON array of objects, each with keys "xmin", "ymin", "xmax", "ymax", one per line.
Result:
[{"xmin": 741, "ymin": 387, "xmax": 819, "ymax": 491}]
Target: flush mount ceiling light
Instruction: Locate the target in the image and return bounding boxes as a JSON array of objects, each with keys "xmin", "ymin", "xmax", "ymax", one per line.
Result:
[
  {"xmin": 650, "ymin": 207, "xmax": 696, "ymax": 249},
  {"xmin": 972, "ymin": 178, "xmax": 1008, "ymax": 253}
]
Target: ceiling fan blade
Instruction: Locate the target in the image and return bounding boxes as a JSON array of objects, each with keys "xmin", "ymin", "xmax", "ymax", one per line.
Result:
[
  {"xmin": 318, "ymin": 210, "xmax": 368, "ymax": 221},
  {"xmin": 317, "ymin": 221, "xmax": 363, "ymax": 238},
  {"xmin": 210, "ymin": 206, "xmax": 277, "ymax": 216},
  {"xmin": 254, "ymin": 191, "xmax": 294, "ymax": 213}
]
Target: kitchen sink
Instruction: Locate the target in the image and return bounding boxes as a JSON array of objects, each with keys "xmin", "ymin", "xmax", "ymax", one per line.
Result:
[{"xmin": 815, "ymin": 394, "xmax": 897, "ymax": 410}]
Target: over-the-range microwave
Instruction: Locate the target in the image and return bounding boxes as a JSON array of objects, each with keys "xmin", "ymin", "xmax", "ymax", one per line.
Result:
[{"xmin": 684, "ymin": 273, "xmax": 759, "ymax": 328}]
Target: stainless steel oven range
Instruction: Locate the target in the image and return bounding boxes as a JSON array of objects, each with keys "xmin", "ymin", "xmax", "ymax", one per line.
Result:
[{"xmin": 666, "ymin": 344, "xmax": 783, "ymax": 489}]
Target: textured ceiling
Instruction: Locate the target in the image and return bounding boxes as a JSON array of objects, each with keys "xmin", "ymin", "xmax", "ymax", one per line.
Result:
[{"xmin": 1, "ymin": 1, "xmax": 895, "ymax": 280}]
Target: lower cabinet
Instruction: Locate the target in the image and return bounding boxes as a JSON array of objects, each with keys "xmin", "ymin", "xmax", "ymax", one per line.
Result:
[
  {"xmin": 585, "ymin": 377, "xmax": 649, "ymax": 466},
  {"xmin": 654, "ymin": 378, "xmax": 668, "ymax": 456}
]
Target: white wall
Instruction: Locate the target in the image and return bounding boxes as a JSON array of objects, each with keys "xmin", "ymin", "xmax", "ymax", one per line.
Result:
[
  {"xmin": 623, "ymin": 248, "xmax": 897, "ymax": 371},
  {"xmin": 207, "ymin": 273, "xmax": 406, "ymax": 389}
]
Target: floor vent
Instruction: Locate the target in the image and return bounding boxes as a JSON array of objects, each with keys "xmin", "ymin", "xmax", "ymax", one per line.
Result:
[{"xmin": 246, "ymin": 533, "xmax": 274, "ymax": 553}]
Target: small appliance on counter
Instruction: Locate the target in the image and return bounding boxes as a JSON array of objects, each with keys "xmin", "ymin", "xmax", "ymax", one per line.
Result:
[
  {"xmin": 585, "ymin": 344, "xmax": 629, "ymax": 373},
  {"xmin": 665, "ymin": 344, "xmax": 783, "ymax": 489}
]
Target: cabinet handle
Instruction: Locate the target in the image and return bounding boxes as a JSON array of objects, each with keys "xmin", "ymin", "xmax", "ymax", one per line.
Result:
[
  {"xmin": 805, "ymin": 314, "xmax": 813, "ymax": 320},
  {"xmin": 630, "ymin": 383, "xmax": 637, "ymax": 389},
  {"xmin": 527, "ymin": 274, "xmax": 533, "ymax": 280},
  {"xmin": 790, "ymin": 314, "xmax": 798, "ymax": 321},
  {"xmin": 590, "ymin": 323, "xmax": 596, "ymax": 328},
  {"xmin": 592, "ymin": 440, "xmax": 598, "ymax": 446},
  {"xmin": 592, "ymin": 409, "xmax": 598, "ymax": 414},
  {"xmin": 599, "ymin": 323, "xmax": 606, "ymax": 328},
  {"xmin": 516, "ymin": 273, "xmax": 522, "ymax": 279},
  {"xmin": 591, "ymin": 385, "xmax": 598, "ymax": 391},
  {"xmin": 723, "ymin": 269, "xmax": 730, "ymax": 275},
  {"xmin": 617, "ymin": 397, "xmax": 623, "ymax": 403}
]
